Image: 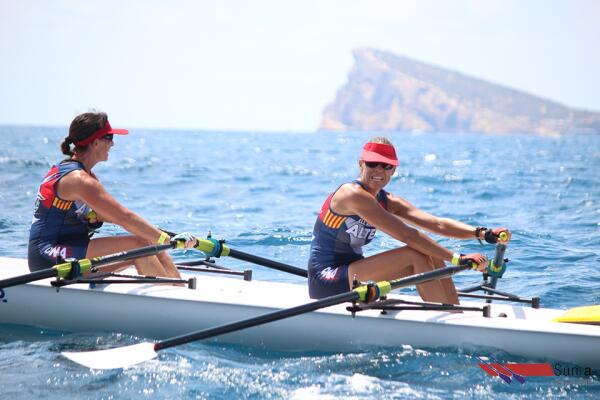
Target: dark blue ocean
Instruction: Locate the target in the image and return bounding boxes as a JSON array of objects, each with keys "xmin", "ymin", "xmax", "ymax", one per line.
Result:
[{"xmin": 1, "ymin": 126, "xmax": 599, "ymax": 399}]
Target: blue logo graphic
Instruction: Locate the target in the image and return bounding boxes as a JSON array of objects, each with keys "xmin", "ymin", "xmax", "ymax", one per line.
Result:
[{"xmin": 0, "ymin": 288, "xmax": 7, "ymax": 303}]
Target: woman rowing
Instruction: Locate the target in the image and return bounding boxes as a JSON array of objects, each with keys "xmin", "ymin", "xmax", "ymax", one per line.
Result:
[
  {"xmin": 28, "ymin": 111, "xmax": 196, "ymax": 276},
  {"xmin": 308, "ymin": 137, "xmax": 511, "ymax": 303}
]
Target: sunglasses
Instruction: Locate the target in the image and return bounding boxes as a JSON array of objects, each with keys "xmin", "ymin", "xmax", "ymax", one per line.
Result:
[
  {"xmin": 364, "ymin": 161, "xmax": 394, "ymax": 170},
  {"xmin": 101, "ymin": 134, "xmax": 113, "ymax": 141}
]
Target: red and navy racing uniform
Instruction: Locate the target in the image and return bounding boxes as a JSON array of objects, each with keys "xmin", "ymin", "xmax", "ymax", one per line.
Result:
[
  {"xmin": 308, "ymin": 180, "xmax": 389, "ymax": 298},
  {"xmin": 28, "ymin": 160, "xmax": 101, "ymax": 271}
]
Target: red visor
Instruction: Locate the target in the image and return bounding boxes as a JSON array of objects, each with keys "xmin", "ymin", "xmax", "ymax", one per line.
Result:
[
  {"xmin": 73, "ymin": 121, "xmax": 128, "ymax": 147},
  {"xmin": 360, "ymin": 142, "xmax": 399, "ymax": 166}
]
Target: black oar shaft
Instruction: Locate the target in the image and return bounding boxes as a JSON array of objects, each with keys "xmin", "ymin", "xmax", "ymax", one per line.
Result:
[
  {"xmin": 90, "ymin": 243, "xmax": 174, "ymax": 267},
  {"xmin": 0, "ymin": 243, "xmax": 175, "ymax": 289},
  {"xmin": 228, "ymin": 248, "xmax": 308, "ymax": 277},
  {"xmin": 388, "ymin": 264, "xmax": 469, "ymax": 290},
  {"xmin": 0, "ymin": 268, "xmax": 57, "ymax": 289},
  {"xmin": 161, "ymin": 229, "xmax": 308, "ymax": 277},
  {"xmin": 155, "ymin": 290, "xmax": 357, "ymax": 350}
]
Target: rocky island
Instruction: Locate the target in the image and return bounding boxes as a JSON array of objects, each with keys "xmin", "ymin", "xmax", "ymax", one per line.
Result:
[{"xmin": 320, "ymin": 48, "xmax": 600, "ymax": 135}]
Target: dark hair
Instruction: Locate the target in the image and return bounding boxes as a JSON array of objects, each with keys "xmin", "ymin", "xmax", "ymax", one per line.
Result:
[{"xmin": 60, "ymin": 112, "xmax": 109, "ymax": 156}]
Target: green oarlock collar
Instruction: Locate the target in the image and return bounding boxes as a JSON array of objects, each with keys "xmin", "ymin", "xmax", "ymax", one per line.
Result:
[
  {"xmin": 194, "ymin": 239, "xmax": 212, "ymax": 254},
  {"xmin": 54, "ymin": 259, "xmax": 93, "ymax": 279},
  {"xmin": 221, "ymin": 244, "xmax": 230, "ymax": 257},
  {"xmin": 194, "ymin": 239, "xmax": 230, "ymax": 257},
  {"xmin": 353, "ymin": 280, "xmax": 392, "ymax": 302},
  {"xmin": 79, "ymin": 259, "xmax": 92, "ymax": 273}
]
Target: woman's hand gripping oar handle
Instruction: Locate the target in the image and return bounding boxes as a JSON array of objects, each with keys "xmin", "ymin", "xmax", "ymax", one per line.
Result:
[{"xmin": 488, "ymin": 231, "xmax": 509, "ymax": 287}]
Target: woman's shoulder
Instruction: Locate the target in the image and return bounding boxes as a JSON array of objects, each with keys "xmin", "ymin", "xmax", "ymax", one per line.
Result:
[
  {"xmin": 336, "ymin": 181, "xmax": 367, "ymax": 197},
  {"xmin": 53, "ymin": 165, "xmax": 98, "ymax": 201},
  {"xmin": 58, "ymin": 167, "xmax": 99, "ymax": 190},
  {"xmin": 333, "ymin": 182, "xmax": 378, "ymax": 211},
  {"xmin": 58, "ymin": 158, "xmax": 84, "ymax": 169}
]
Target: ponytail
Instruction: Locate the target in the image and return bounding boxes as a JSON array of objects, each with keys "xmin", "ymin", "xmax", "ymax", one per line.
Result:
[{"xmin": 60, "ymin": 137, "xmax": 74, "ymax": 156}]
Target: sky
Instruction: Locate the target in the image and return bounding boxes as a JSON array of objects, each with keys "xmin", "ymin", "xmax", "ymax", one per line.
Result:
[{"xmin": 1, "ymin": 0, "xmax": 599, "ymax": 132}]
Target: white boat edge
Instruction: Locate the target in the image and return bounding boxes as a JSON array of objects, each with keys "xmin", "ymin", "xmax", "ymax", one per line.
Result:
[{"xmin": 1, "ymin": 256, "xmax": 599, "ymax": 368}]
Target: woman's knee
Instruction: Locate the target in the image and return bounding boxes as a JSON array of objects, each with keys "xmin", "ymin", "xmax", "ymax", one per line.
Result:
[
  {"xmin": 129, "ymin": 235, "xmax": 151, "ymax": 248},
  {"xmin": 404, "ymin": 248, "xmax": 433, "ymax": 266}
]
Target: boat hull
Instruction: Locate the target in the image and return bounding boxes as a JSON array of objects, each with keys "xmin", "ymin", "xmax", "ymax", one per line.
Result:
[{"xmin": 1, "ymin": 257, "xmax": 599, "ymax": 367}]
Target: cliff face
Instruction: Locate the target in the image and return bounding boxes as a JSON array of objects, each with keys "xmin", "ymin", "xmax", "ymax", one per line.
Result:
[{"xmin": 320, "ymin": 48, "xmax": 600, "ymax": 135}]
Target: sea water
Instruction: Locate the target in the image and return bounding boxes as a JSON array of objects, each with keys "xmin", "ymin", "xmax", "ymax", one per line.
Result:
[{"xmin": 0, "ymin": 126, "xmax": 599, "ymax": 399}]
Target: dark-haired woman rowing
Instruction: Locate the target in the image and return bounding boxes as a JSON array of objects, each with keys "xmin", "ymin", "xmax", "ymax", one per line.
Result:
[{"xmin": 28, "ymin": 111, "xmax": 195, "ymax": 276}]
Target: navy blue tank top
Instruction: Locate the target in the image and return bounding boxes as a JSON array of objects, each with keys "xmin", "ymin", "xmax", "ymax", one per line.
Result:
[
  {"xmin": 308, "ymin": 180, "xmax": 388, "ymax": 271},
  {"xmin": 28, "ymin": 160, "xmax": 99, "ymax": 269}
]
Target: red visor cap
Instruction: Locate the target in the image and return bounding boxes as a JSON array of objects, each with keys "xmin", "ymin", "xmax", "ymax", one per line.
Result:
[
  {"xmin": 74, "ymin": 121, "xmax": 129, "ymax": 147},
  {"xmin": 360, "ymin": 142, "xmax": 399, "ymax": 166}
]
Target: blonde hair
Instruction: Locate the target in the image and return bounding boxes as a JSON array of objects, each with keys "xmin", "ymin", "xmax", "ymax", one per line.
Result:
[{"xmin": 367, "ymin": 136, "xmax": 394, "ymax": 146}]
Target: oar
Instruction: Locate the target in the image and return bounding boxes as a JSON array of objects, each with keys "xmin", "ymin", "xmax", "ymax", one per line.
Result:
[
  {"xmin": 62, "ymin": 263, "xmax": 476, "ymax": 369},
  {"xmin": 0, "ymin": 242, "xmax": 177, "ymax": 289},
  {"xmin": 226, "ymin": 247, "xmax": 307, "ymax": 277},
  {"xmin": 162, "ymin": 230, "xmax": 307, "ymax": 277}
]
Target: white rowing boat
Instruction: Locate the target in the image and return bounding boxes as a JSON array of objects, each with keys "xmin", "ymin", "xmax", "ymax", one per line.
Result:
[{"xmin": 1, "ymin": 256, "xmax": 599, "ymax": 368}]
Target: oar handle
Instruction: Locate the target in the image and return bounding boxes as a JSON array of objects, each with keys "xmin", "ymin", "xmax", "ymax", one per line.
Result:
[{"xmin": 488, "ymin": 233, "xmax": 509, "ymax": 287}]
